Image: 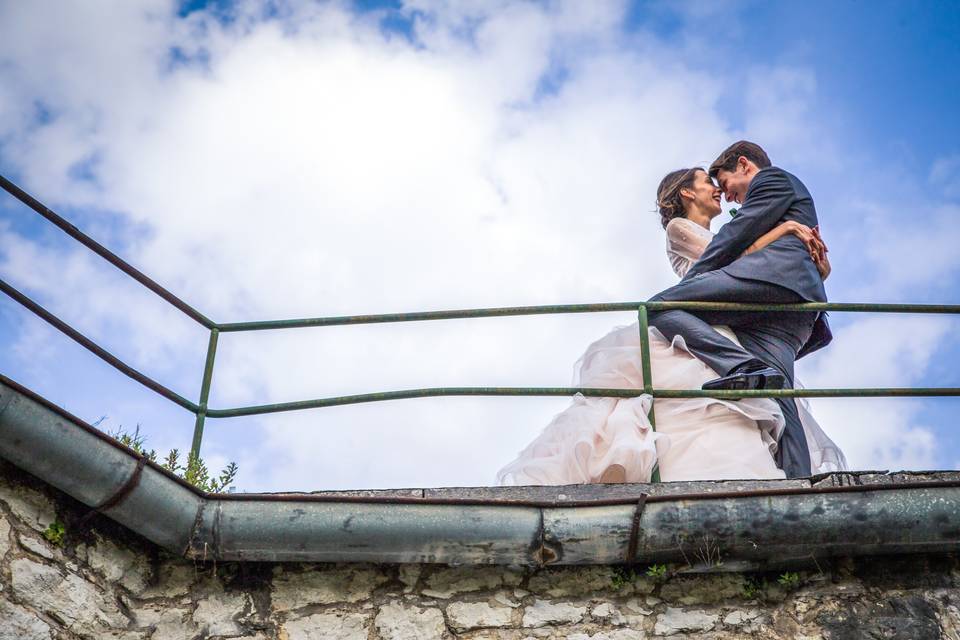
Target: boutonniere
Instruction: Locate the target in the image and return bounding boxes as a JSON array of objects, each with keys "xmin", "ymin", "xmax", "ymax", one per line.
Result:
[{"xmin": 729, "ymin": 207, "xmax": 740, "ymax": 218}]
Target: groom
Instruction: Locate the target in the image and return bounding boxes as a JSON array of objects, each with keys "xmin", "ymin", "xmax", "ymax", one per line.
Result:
[{"xmin": 647, "ymin": 141, "xmax": 832, "ymax": 478}]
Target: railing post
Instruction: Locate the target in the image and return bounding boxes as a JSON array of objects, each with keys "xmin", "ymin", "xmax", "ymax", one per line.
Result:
[
  {"xmin": 190, "ymin": 327, "xmax": 219, "ymax": 463},
  {"xmin": 638, "ymin": 304, "xmax": 660, "ymax": 483}
]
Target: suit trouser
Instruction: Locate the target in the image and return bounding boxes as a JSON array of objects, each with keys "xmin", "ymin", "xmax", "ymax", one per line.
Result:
[{"xmin": 648, "ymin": 271, "xmax": 817, "ymax": 478}]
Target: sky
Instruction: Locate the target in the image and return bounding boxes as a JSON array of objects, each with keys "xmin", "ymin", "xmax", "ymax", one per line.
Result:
[{"xmin": 1, "ymin": 0, "xmax": 959, "ymax": 491}]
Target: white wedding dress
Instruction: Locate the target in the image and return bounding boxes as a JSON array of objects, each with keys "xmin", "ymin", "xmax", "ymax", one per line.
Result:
[{"xmin": 496, "ymin": 217, "xmax": 847, "ymax": 485}]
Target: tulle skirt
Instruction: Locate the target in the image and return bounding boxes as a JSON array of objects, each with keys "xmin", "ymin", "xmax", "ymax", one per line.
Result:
[{"xmin": 495, "ymin": 322, "xmax": 846, "ymax": 485}]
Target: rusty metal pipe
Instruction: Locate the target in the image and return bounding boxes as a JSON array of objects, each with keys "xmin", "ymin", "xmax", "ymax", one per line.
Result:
[{"xmin": 3, "ymin": 377, "xmax": 960, "ymax": 567}]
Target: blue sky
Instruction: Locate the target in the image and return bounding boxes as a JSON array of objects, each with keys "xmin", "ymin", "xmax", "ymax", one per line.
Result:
[
  {"xmin": 1, "ymin": 0, "xmax": 959, "ymax": 490},
  {"xmin": 632, "ymin": 1, "xmax": 960, "ymax": 152}
]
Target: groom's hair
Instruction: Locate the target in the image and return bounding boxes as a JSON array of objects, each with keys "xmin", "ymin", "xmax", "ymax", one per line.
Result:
[{"xmin": 708, "ymin": 141, "xmax": 771, "ymax": 178}]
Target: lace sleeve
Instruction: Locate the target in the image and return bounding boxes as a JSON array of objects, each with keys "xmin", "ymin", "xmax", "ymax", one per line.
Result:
[{"xmin": 665, "ymin": 218, "xmax": 712, "ymax": 278}]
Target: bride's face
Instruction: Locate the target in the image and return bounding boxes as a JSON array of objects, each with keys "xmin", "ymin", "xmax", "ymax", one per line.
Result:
[{"xmin": 684, "ymin": 170, "xmax": 723, "ymax": 218}]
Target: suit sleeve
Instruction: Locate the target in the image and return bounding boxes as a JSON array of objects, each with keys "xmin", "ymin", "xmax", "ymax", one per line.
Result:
[{"xmin": 683, "ymin": 169, "xmax": 795, "ymax": 280}]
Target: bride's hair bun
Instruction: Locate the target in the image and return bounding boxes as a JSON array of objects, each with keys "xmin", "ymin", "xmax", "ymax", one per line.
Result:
[{"xmin": 656, "ymin": 167, "xmax": 700, "ymax": 229}]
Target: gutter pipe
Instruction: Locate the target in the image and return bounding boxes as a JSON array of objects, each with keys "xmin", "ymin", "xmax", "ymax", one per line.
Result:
[{"xmin": 2, "ymin": 377, "xmax": 960, "ymax": 567}]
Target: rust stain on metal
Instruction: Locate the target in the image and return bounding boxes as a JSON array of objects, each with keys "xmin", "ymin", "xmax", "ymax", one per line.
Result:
[{"xmin": 625, "ymin": 495, "xmax": 649, "ymax": 563}]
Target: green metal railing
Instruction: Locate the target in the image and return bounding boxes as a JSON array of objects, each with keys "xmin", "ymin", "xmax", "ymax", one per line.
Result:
[{"xmin": 3, "ymin": 173, "xmax": 960, "ymax": 483}]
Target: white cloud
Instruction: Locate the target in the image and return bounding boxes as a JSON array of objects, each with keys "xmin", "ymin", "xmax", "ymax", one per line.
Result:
[
  {"xmin": 930, "ymin": 154, "xmax": 960, "ymax": 199},
  {"xmin": 818, "ymin": 175, "xmax": 960, "ymax": 307},
  {"xmin": 0, "ymin": 0, "xmax": 952, "ymax": 489},
  {"xmin": 797, "ymin": 315, "xmax": 950, "ymax": 471}
]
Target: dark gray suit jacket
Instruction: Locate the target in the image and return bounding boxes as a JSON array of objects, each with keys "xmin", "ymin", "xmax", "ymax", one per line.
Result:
[{"xmin": 683, "ymin": 166, "xmax": 832, "ymax": 358}]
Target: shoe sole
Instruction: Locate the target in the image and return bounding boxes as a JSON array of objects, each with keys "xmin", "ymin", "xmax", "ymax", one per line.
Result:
[{"xmin": 701, "ymin": 374, "xmax": 787, "ymax": 392}]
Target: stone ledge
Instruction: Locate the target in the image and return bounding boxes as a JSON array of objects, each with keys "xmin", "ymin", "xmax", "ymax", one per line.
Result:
[{"xmin": 230, "ymin": 470, "xmax": 960, "ymax": 503}]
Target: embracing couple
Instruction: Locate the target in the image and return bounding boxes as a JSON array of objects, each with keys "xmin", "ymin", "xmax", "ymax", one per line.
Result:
[{"xmin": 497, "ymin": 141, "xmax": 847, "ymax": 485}]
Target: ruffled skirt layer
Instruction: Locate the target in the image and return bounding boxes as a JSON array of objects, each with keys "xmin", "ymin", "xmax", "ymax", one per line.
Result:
[{"xmin": 495, "ymin": 322, "xmax": 790, "ymax": 485}]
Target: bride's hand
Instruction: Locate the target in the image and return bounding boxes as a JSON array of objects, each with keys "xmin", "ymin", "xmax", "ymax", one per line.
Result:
[
  {"xmin": 810, "ymin": 226, "xmax": 831, "ymax": 279},
  {"xmin": 784, "ymin": 222, "xmax": 826, "ymax": 263},
  {"xmin": 812, "ymin": 225, "xmax": 828, "ymax": 254},
  {"xmin": 742, "ymin": 221, "xmax": 827, "ymax": 266}
]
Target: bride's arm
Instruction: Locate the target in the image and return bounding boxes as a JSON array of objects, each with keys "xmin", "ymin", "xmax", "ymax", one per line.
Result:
[
  {"xmin": 667, "ymin": 218, "xmax": 713, "ymax": 278},
  {"xmin": 666, "ymin": 218, "xmax": 712, "ymax": 277},
  {"xmin": 742, "ymin": 220, "xmax": 801, "ymax": 255},
  {"xmin": 667, "ymin": 218, "xmax": 711, "ymax": 259},
  {"xmin": 742, "ymin": 221, "xmax": 831, "ymax": 280}
]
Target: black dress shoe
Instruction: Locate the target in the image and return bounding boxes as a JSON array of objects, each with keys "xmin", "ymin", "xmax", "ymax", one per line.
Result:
[{"xmin": 702, "ymin": 366, "xmax": 786, "ymax": 392}]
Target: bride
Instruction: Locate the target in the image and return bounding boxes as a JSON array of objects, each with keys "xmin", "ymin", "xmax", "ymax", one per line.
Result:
[{"xmin": 496, "ymin": 167, "xmax": 847, "ymax": 485}]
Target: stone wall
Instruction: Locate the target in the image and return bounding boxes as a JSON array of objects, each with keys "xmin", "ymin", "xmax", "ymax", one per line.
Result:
[{"xmin": 1, "ymin": 461, "xmax": 958, "ymax": 640}]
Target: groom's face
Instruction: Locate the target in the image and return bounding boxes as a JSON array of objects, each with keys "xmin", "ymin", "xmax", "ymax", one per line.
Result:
[{"xmin": 715, "ymin": 162, "xmax": 752, "ymax": 205}]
